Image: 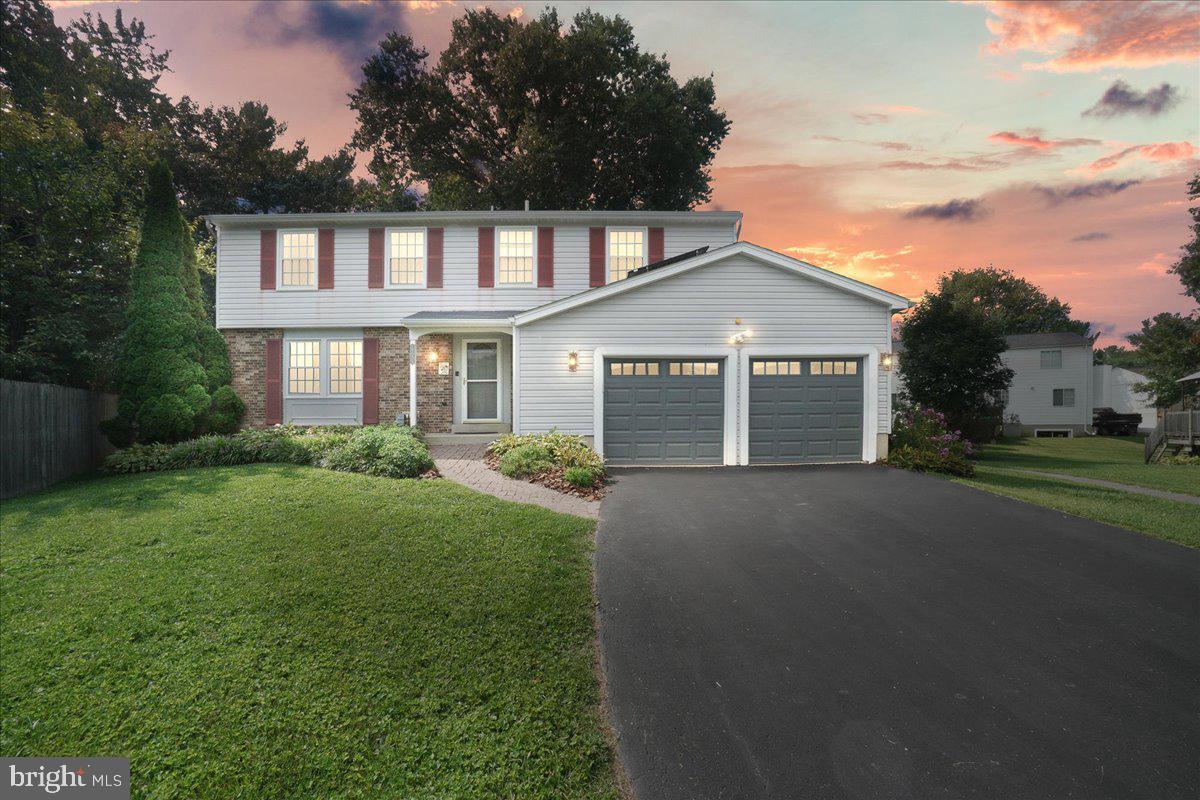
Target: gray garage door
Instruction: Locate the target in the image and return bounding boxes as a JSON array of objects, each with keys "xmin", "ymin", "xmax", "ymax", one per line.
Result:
[
  {"xmin": 603, "ymin": 358, "xmax": 724, "ymax": 465},
  {"xmin": 749, "ymin": 358, "xmax": 864, "ymax": 464}
]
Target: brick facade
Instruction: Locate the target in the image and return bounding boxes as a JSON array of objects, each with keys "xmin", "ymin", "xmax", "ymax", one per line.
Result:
[
  {"xmin": 224, "ymin": 327, "xmax": 454, "ymax": 431},
  {"xmin": 415, "ymin": 333, "xmax": 454, "ymax": 433},
  {"xmin": 224, "ymin": 328, "xmax": 283, "ymax": 427},
  {"xmin": 363, "ymin": 327, "xmax": 410, "ymax": 425}
]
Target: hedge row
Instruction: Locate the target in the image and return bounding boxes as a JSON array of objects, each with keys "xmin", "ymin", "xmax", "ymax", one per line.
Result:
[{"xmin": 104, "ymin": 425, "xmax": 433, "ymax": 479}]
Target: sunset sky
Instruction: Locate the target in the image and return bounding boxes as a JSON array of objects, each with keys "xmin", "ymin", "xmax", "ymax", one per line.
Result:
[{"xmin": 50, "ymin": 0, "xmax": 1200, "ymax": 345}]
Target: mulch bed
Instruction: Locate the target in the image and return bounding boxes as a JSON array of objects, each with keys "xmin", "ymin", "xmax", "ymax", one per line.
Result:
[{"xmin": 483, "ymin": 453, "xmax": 606, "ymax": 501}]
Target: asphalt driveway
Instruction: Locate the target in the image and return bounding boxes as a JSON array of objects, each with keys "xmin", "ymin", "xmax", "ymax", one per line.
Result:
[{"xmin": 595, "ymin": 465, "xmax": 1199, "ymax": 800}]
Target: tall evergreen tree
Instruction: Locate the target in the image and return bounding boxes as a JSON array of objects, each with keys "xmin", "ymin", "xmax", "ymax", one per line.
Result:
[{"xmin": 103, "ymin": 162, "xmax": 240, "ymax": 445}]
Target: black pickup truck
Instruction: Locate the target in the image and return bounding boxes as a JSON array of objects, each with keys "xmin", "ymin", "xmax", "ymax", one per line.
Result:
[{"xmin": 1092, "ymin": 407, "xmax": 1142, "ymax": 436}]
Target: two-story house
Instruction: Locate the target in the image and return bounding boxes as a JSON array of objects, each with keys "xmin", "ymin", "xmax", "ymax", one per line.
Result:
[{"xmin": 207, "ymin": 210, "xmax": 909, "ymax": 465}]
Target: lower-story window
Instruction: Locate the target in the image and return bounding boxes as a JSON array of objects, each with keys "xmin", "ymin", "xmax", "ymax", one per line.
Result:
[
  {"xmin": 288, "ymin": 340, "xmax": 320, "ymax": 394},
  {"xmin": 1053, "ymin": 388, "xmax": 1075, "ymax": 407},
  {"xmin": 286, "ymin": 335, "xmax": 363, "ymax": 397}
]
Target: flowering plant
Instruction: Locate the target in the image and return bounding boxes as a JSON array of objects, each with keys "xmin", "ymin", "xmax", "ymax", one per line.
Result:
[{"xmin": 888, "ymin": 406, "xmax": 976, "ymax": 476}]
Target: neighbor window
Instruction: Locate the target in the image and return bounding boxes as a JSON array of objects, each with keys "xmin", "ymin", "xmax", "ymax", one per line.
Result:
[
  {"xmin": 1053, "ymin": 388, "xmax": 1075, "ymax": 407},
  {"xmin": 279, "ymin": 231, "xmax": 316, "ymax": 288},
  {"xmin": 288, "ymin": 340, "xmax": 320, "ymax": 394},
  {"xmin": 328, "ymin": 340, "xmax": 363, "ymax": 394},
  {"xmin": 1040, "ymin": 350, "xmax": 1062, "ymax": 369},
  {"xmin": 388, "ymin": 229, "xmax": 425, "ymax": 286},
  {"xmin": 608, "ymin": 229, "xmax": 645, "ymax": 282},
  {"xmin": 497, "ymin": 228, "xmax": 534, "ymax": 285}
]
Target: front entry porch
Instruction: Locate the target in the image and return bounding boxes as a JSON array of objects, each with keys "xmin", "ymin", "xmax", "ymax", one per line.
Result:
[{"xmin": 404, "ymin": 311, "xmax": 518, "ymax": 437}]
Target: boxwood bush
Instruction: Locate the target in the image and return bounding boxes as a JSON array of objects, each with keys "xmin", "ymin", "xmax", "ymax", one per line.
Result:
[{"xmin": 103, "ymin": 425, "xmax": 433, "ymax": 479}]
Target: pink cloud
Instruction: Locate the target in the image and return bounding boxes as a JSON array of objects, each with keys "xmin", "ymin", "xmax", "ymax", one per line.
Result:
[
  {"xmin": 1084, "ymin": 141, "xmax": 1198, "ymax": 173},
  {"xmin": 988, "ymin": 130, "xmax": 1100, "ymax": 150},
  {"xmin": 971, "ymin": 0, "xmax": 1200, "ymax": 72}
]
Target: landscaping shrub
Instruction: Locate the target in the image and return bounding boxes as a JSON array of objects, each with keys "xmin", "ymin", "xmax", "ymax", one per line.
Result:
[
  {"xmin": 888, "ymin": 406, "xmax": 976, "ymax": 477},
  {"xmin": 103, "ymin": 425, "xmax": 433, "ymax": 479},
  {"xmin": 498, "ymin": 443, "xmax": 555, "ymax": 478},
  {"xmin": 103, "ymin": 443, "xmax": 173, "ymax": 474},
  {"xmin": 489, "ymin": 430, "xmax": 605, "ymax": 473},
  {"xmin": 209, "ymin": 386, "xmax": 246, "ymax": 435},
  {"xmin": 563, "ymin": 465, "xmax": 603, "ymax": 488},
  {"xmin": 321, "ymin": 426, "xmax": 433, "ymax": 479}
]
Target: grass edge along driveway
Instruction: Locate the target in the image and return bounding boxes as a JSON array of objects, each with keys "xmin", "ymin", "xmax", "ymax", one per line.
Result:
[{"xmin": 1, "ymin": 464, "xmax": 619, "ymax": 799}]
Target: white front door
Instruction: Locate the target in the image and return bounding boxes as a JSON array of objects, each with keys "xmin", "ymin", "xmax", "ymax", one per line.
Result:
[{"xmin": 463, "ymin": 339, "xmax": 500, "ymax": 421}]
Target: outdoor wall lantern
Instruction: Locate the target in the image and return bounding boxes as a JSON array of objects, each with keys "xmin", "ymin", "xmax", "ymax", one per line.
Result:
[
  {"xmin": 881, "ymin": 352, "xmax": 895, "ymax": 371},
  {"xmin": 427, "ymin": 350, "xmax": 439, "ymax": 363},
  {"xmin": 728, "ymin": 329, "xmax": 753, "ymax": 346},
  {"xmin": 567, "ymin": 351, "xmax": 579, "ymax": 372}
]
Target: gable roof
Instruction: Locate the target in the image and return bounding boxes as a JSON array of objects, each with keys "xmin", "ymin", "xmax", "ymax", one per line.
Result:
[
  {"xmin": 1003, "ymin": 332, "xmax": 1092, "ymax": 349},
  {"xmin": 513, "ymin": 241, "xmax": 911, "ymax": 326}
]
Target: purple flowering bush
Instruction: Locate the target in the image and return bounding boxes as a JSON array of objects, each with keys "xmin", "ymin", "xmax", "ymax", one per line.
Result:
[{"xmin": 888, "ymin": 406, "xmax": 976, "ymax": 477}]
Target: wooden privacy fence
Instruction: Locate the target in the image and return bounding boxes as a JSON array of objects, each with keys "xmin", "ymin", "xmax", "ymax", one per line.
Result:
[{"xmin": 1, "ymin": 379, "xmax": 118, "ymax": 499}]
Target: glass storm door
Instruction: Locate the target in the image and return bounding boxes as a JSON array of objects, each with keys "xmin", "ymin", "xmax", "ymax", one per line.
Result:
[{"xmin": 464, "ymin": 340, "xmax": 500, "ymax": 421}]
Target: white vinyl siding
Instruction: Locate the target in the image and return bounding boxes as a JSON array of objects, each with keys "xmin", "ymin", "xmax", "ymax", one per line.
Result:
[
  {"xmin": 215, "ymin": 221, "xmax": 736, "ymax": 328},
  {"xmin": 516, "ymin": 254, "xmax": 892, "ymax": 440},
  {"xmin": 1001, "ymin": 344, "xmax": 1091, "ymax": 427}
]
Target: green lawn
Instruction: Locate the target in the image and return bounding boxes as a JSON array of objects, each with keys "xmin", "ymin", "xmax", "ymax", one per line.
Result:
[
  {"xmin": 956, "ymin": 466, "xmax": 1200, "ymax": 548},
  {"xmin": 974, "ymin": 435, "xmax": 1199, "ymax": 497},
  {"xmin": 1, "ymin": 465, "xmax": 617, "ymax": 799}
]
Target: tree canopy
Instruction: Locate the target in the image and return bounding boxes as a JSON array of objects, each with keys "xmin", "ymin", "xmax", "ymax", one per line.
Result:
[
  {"xmin": 1127, "ymin": 312, "xmax": 1200, "ymax": 408},
  {"xmin": 931, "ymin": 267, "xmax": 1091, "ymax": 337},
  {"xmin": 351, "ymin": 7, "xmax": 730, "ymax": 210},
  {"xmin": 897, "ymin": 292, "xmax": 1014, "ymax": 438},
  {"xmin": 1168, "ymin": 172, "xmax": 1199, "ymax": 304}
]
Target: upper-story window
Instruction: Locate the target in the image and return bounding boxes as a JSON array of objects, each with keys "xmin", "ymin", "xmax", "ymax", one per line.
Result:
[
  {"xmin": 608, "ymin": 228, "xmax": 645, "ymax": 282},
  {"xmin": 496, "ymin": 227, "xmax": 535, "ymax": 285},
  {"xmin": 388, "ymin": 229, "xmax": 425, "ymax": 287},
  {"xmin": 279, "ymin": 230, "xmax": 317, "ymax": 289},
  {"xmin": 1040, "ymin": 350, "xmax": 1062, "ymax": 369}
]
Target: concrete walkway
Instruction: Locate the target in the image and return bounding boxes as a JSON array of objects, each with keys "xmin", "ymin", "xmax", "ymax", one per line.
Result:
[
  {"xmin": 1008, "ymin": 468, "xmax": 1200, "ymax": 506},
  {"xmin": 430, "ymin": 444, "xmax": 600, "ymax": 519}
]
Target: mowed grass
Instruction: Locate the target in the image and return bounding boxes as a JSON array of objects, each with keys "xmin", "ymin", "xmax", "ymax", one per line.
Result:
[
  {"xmin": 975, "ymin": 435, "xmax": 1199, "ymax": 496},
  {"xmin": 957, "ymin": 465, "xmax": 1200, "ymax": 548},
  {"xmin": 1, "ymin": 465, "xmax": 617, "ymax": 799}
]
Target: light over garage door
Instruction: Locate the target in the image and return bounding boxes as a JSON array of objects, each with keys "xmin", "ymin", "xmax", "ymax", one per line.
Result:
[
  {"xmin": 603, "ymin": 358, "xmax": 724, "ymax": 465},
  {"xmin": 749, "ymin": 358, "xmax": 864, "ymax": 463}
]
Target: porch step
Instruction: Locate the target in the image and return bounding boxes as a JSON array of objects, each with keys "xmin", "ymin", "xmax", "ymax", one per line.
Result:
[
  {"xmin": 426, "ymin": 432, "xmax": 505, "ymax": 446},
  {"xmin": 450, "ymin": 422, "xmax": 511, "ymax": 435}
]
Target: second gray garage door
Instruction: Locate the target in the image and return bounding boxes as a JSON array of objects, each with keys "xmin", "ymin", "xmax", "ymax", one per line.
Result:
[
  {"xmin": 749, "ymin": 358, "xmax": 864, "ymax": 463},
  {"xmin": 603, "ymin": 358, "xmax": 724, "ymax": 465}
]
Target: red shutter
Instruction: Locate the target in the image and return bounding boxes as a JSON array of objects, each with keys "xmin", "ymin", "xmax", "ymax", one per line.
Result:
[
  {"xmin": 427, "ymin": 227, "xmax": 444, "ymax": 288},
  {"xmin": 362, "ymin": 337, "xmax": 380, "ymax": 425},
  {"xmin": 648, "ymin": 227, "xmax": 664, "ymax": 265},
  {"xmin": 368, "ymin": 227, "xmax": 384, "ymax": 288},
  {"xmin": 265, "ymin": 338, "xmax": 282, "ymax": 425},
  {"xmin": 260, "ymin": 231, "xmax": 276, "ymax": 290},
  {"xmin": 537, "ymin": 226, "xmax": 554, "ymax": 287},
  {"xmin": 589, "ymin": 227, "xmax": 606, "ymax": 287},
  {"xmin": 478, "ymin": 227, "xmax": 494, "ymax": 287},
  {"xmin": 318, "ymin": 228, "xmax": 335, "ymax": 289}
]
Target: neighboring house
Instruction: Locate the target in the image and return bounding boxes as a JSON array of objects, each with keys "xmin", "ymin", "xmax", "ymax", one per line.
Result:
[
  {"xmin": 891, "ymin": 331, "xmax": 1155, "ymax": 436},
  {"xmin": 206, "ymin": 211, "xmax": 910, "ymax": 465}
]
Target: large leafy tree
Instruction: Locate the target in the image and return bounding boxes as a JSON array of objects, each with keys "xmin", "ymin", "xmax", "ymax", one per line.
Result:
[
  {"xmin": 351, "ymin": 8, "xmax": 730, "ymax": 210},
  {"xmin": 1127, "ymin": 313, "xmax": 1200, "ymax": 408},
  {"xmin": 932, "ymin": 267, "xmax": 1090, "ymax": 336},
  {"xmin": 898, "ymin": 293, "xmax": 1014, "ymax": 437},
  {"xmin": 1168, "ymin": 172, "xmax": 1199, "ymax": 303}
]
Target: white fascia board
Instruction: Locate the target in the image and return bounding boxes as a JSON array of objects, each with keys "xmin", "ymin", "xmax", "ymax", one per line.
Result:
[
  {"xmin": 513, "ymin": 242, "xmax": 911, "ymax": 327},
  {"xmin": 205, "ymin": 210, "xmax": 743, "ymax": 229}
]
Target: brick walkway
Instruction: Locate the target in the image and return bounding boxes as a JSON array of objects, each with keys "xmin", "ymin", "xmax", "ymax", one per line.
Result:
[{"xmin": 430, "ymin": 444, "xmax": 601, "ymax": 519}]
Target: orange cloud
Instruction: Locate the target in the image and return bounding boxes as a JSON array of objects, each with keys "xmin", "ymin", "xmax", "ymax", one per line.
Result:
[
  {"xmin": 972, "ymin": 0, "xmax": 1200, "ymax": 72},
  {"xmin": 988, "ymin": 130, "xmax": 1100, "ymax": 150},
  {"xmin": 1085, "ymin": 141, "xmax": 1198, "ymax": 173}
]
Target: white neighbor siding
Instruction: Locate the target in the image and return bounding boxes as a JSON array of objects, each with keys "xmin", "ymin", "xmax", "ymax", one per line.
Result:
[
  {"xmin": 1002, "ymin": 344, "xmax": 1091, "ymax": 429},
  {"xmin": 515, "ymin": 254, "xmax": 894, "ymax": 462},
  {"xmin": 215, "ymin": 221, "xmax": 737, "ymax": 329}
]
